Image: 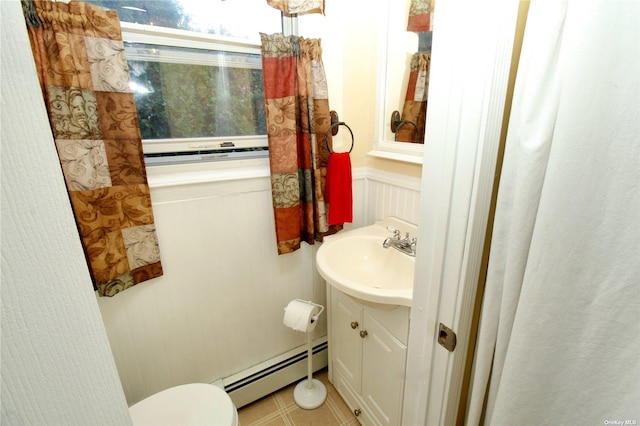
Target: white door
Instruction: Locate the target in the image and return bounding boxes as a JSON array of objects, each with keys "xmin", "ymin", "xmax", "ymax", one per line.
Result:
[{"xmin": 401, "ymin": 1, "xmax": 522, "ymax": 425}]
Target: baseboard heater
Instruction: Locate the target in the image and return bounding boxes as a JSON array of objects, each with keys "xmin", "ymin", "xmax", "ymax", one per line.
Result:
[{"xmin": 222, "ymin": 337, "xmax": 328, "ymax": 409}]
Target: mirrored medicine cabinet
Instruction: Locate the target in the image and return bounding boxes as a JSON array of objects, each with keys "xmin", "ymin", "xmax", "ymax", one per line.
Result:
[{"xmin": 371, "ymin": 0, "xmax": 434, "ymax": 165}]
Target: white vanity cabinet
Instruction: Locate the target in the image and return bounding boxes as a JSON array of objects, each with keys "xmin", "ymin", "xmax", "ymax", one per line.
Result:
[{"xmin": 329, "ymin": 287, "xmax": 410, "ymax": 426}]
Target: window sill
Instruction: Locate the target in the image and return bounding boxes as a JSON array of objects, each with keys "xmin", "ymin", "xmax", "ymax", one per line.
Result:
[
  {"xmin": 367, "ymin": 148, "xmax": 423, "ymax": 165},
  {"xmin": 146, "ymin": 157, "xmax": 271, "ymax": 189}
]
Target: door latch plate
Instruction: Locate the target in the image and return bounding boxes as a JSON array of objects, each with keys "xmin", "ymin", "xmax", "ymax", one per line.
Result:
[{"xmin": 438, "ymin": 323, "xmax": 457, "ymax": 352}]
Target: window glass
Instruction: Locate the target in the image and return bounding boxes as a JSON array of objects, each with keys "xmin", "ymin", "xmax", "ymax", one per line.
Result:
[
  {"xmin": 85, "ymin": 0, "xmax": 282, "ymax": 164},
  {"xmin": 87, "ymin": 0, "xmax": 281, "ymax": 43},
  {"xmin": 126, "ymin": 43, "xmax": 266, "ymax": 140}
]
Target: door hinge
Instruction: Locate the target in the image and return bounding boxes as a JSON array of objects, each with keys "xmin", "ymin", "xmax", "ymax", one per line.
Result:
[{"xmin": 438, "ymin": 323, "xmax": 457, "ymax": 352}]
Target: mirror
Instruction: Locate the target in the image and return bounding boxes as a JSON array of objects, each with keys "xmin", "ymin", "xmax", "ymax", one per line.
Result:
[{"xmin": 371, "ymin": 0, "xmax": 433, "ymax": 164}]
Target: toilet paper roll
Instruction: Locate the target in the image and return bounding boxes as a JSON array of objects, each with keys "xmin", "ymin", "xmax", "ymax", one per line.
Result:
[{"xmin": 283, "ymin": 300, "xmax": 320, "ymax": 332}]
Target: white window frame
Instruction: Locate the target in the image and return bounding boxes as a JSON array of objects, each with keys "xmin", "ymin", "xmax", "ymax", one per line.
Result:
[{"xmin": 121, "ymin": 22, "xmax": 269, "ymax": 162}]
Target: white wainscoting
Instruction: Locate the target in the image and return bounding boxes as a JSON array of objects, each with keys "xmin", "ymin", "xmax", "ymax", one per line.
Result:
[
  {"xmin": 97, "ymin": 162, "xmax": 421, "ymax": 406},
  {"xmin": 361, "ymin": 168, "xmax": 422, "ymax": 226}
]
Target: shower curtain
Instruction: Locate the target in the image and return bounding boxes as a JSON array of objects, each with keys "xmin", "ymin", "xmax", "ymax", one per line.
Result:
[{"xmin": 467, "ymin": 1, "xmax": 640, "ymax": 424}]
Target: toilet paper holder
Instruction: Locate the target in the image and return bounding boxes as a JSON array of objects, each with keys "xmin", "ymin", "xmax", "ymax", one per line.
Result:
[
  {"xmin": 294, "ymin": 299, "xmax": 324, "ymax": 324},
  {"xmin": 284, "ymin": 299, "xmax": 328, "ymax": 409}
]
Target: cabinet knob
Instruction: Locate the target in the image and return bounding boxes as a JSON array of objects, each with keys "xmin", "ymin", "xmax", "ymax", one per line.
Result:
[
  {"xmin": 350, "ymin": 321, "xmax": 359, "ymax": 329},
  {"xmin": 354, "ymin": 408, "xmax": 361, "ymax": 417},
  {"xmin": 359, "ymin": 330, "xmax": 368, "ymax": 338}
]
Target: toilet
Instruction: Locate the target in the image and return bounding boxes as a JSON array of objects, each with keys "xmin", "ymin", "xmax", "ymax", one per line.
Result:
[{"xmin": 128, "ymin": 383, "xmax": 238, "ymax": 426}]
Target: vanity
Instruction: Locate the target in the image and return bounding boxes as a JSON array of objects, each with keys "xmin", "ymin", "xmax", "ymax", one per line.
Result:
[
  {"xmin": 329, "ymin": 290, "xmax": 409, "ymax": 425},
  {"xmin": 314, "ymin": 0, "xmax": 431, "ymax": 419},
  {"xmin": 317, "ymin": 218, "xmax": 416, "ymax": 425}
]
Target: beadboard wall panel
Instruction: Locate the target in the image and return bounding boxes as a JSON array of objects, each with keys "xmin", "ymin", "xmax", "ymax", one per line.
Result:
[
  {"xmin": 98, "ymin": 176, "xmax": 320, "ymax": 405},
  {"xmin": 96, "ymin": 167, "xmax": 420, "ymax": 405},
  {"xmin": 365, "ymin": 169, "xmax": 422, "ymax": 226}
]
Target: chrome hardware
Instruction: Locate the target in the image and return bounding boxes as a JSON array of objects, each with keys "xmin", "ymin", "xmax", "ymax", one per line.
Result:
[
  {"xmin": 359, "ymin": 330, "xmax": 368, "ymax": 338},
  {"xmin": 386, "ymin": 226, "xmax": 401, "ymax": 239},
  {"xmin": 382, "ymin": 227, "xmax": 417, "ymax": 257},
  {"xmin": 350, "ymin": 321, "xmax": 359, "ymax": 329},
  {"xmin": 354, "ymin": 409, "xmax": 361, "ymax": 417}
]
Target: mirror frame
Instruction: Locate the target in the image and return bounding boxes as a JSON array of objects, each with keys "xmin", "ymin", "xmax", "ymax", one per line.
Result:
[{"xmin": 369, "ymin": 0, "xmax": 424, "ymax": 165}]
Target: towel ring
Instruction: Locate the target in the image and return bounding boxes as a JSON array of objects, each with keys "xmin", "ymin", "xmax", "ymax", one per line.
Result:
[
  {"xmin": 329, "ymin": 111, "xmax": 340, "ymax": 136},
  {"xmin": 325, "ymin": 122, "xmax": 354, "ymax": 153},
  {"xmin": 393, "ymin": 120, "xmax": 421, "ymax": 143}
]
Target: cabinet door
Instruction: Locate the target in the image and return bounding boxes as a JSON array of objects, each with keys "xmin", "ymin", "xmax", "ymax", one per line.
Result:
[
  {"xmin": 331, "ymin": 290, "xmax": 363, "ymax": 392},
  {"xmin": 361, "ymin": 311, "xmax": 407, "ymax": 426}
]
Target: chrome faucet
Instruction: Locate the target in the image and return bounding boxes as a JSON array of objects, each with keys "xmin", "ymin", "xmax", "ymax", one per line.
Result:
[{"xmin": 383, "ymin": 226, "xmax": 417, "ymax": 257}]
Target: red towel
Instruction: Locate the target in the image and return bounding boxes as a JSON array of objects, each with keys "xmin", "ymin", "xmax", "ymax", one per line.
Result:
[{"xmin": 325, "ymin": 152, "xmax": 353, "ymax": 225}]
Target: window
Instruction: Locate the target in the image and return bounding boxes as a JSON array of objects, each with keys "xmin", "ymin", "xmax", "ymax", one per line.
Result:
[{"xmin": 86, "ymin": 1, "xmax": 282, "ymax": 165}]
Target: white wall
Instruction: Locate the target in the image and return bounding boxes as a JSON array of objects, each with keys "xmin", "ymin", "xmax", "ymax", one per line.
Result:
[
  {"xmin": 98, "ymin": 165, "xmax": 421, "ymax": 405},
  {"xmin": 1, "ymin": 0, "xmax": 425, "ymax": 414},
  {"xmin": 1, "ymin": 1, "xmax": 132, "ymax": 424},
  {"xmin": 95, "ymin": 0, "xmax": 425, "ymax": 404}
]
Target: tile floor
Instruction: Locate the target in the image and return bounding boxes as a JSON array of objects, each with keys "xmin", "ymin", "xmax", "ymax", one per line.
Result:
[{"xmin": 237, "ymin": 369, "xmax": 359, "ymax": 426}]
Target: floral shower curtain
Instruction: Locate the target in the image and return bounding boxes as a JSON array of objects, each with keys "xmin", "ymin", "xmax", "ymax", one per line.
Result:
[
  {"xmin": 23, "ymin": 0, "xmax": 162, "ymax": 297},
  {"xmin": 260, "ymin": 33, "xmax": 340, "ymax": 255}
]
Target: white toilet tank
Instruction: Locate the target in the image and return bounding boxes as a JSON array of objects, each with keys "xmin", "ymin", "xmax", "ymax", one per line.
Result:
[{"xmin": 129, "ymin": 383, "xmax": 238, "ymax": 426}]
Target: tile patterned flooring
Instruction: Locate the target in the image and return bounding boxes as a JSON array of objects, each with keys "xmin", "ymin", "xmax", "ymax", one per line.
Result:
[{"xmin": 238, "ymin": 369, "xmax": 359, "ymax": 426}]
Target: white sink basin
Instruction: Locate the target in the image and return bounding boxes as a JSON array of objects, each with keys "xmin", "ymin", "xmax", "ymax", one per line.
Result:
[{"xmin": 316, "ymin": 217, "xmax": 417, "ymax": 307}]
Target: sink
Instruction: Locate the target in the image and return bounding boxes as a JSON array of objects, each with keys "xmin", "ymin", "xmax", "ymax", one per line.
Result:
[{"xmin": 316, "ymin": 217, "xmax": 417, "ymax": 307}]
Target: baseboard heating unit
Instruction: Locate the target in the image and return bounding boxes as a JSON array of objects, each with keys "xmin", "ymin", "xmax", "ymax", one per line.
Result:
[{"xmin": 222, "ymin": 337, "xmax": 328, "ymax": 409}]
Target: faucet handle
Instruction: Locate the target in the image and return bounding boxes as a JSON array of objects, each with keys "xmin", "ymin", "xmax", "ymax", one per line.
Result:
[{"xmin": 386, "ymin": 226, "xmax": 401, "ymax": 239}]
